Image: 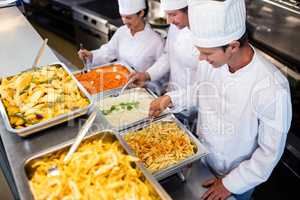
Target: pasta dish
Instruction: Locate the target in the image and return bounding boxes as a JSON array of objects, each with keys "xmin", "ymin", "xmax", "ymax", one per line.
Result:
[{"xmin": 124, "ymin": 122, "xmax": 196, "ymax": 173}]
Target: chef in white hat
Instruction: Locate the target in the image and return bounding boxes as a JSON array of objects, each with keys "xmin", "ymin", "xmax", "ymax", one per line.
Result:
[
  {"xmin": 78, "ymin": 0, "xmax": 164, "ymax": 73},
  {"xmin": 129, "ymin": 0, "xmax": 200, "ymax": 124},
  {"xmin": 149, "ymin": 0, "xmax": 292, "ymax": 200}
]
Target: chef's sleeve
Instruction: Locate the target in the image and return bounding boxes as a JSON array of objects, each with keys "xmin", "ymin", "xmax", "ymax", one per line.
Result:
[
  {"xmin": 91, "ymin": 28, "xmax": 119, "ymax": 66},
  {"xmin": 146, "ymin": 33, "xmax": 170, "ymax": 81}
]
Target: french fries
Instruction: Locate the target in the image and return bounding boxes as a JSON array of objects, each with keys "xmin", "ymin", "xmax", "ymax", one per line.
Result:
[
  {"xmin": 124, "ymin": 122, "xmax": 196, "ymax": 173},
  {"xmin": 28, "ymin": 136, "xmax": 161, "ymax": 200}
]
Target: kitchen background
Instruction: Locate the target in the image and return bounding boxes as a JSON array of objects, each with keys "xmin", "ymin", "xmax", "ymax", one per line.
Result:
[
  {"xmin": 22, "ymin": 0, "xmax": 168, "ymax": 69},
  {"xmin": 0, "ymin": 0, "xmax": 300, "ymax": 199}
]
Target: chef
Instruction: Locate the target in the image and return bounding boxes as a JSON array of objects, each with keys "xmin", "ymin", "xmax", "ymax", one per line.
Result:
[
  {"xmin": 130, "ymin": 0, "xmax": 199, "ymax": 124},
  {"xmin": 149, "ymin": 0, "xmax": 292, "ymax": 200},
  {"xmin": 78, "ymin": 0, "xmax": 164, "ymax": 73}
]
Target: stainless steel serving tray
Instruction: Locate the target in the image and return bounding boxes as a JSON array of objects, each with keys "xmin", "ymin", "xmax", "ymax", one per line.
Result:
[
  {"xmin": 73, "ymin": 61, "xmax": 135, "ymax": 96},
  {"xmin": 119, "ymin": 115, "xmax": 209, "ymax": 181},
  {"xmin": 0, "ymin": 62, "xmax": 94, "ymax": 137},
  {"xmin": 96, "ymin": 87, "xmax": 170, "ymax": 132},
  {"xmin": 24, "ymin": 130, "xmax": 172, "ymax": 200}
]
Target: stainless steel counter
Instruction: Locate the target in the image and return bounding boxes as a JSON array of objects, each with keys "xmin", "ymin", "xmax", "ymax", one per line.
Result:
[
  {"xmin": 0, "ymin": 7, "xmax": 57, "ymax": 77},
  {"xmin": 0, "ymin": 7, "xmax": 110, "ymax": 200},
  {"xmin": 0, "ymin": 6, "xmax": 235, "ymax": 200}
]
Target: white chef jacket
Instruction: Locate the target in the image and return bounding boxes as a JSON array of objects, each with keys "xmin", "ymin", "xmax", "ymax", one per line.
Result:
[
  {"xmin": 167, "ymin": 48, "xmax": 292, "ymax": 194},
  {"xmin": 146, "ymin": 24, "xmax": 199, "ymax": 92},
  {"xmin": 91, "ymin": 24, "xmax": 164, "ymax": 72}
]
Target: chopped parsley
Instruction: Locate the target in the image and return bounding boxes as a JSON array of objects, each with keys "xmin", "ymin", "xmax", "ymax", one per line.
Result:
[{"xmin": 102, "ymin": 101, "xmax": 140, "ymax": 115}]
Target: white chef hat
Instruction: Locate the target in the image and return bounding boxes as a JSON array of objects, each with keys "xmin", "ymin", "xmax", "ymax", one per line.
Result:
[
  {"xmin": 161, "ymin": 0, "xmax": 188, "ymax": 11},
  {"xmin": 188, "ymin": 0, "xmax": 246, "ymax": 48},
  {"xmin": 118, "ymin": 0, "xmax": 146, "ymax": 15}
]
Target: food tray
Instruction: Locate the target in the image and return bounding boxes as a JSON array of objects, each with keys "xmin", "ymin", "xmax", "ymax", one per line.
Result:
[
  {"xmin": 24, "ymin": 130, "xmax": 172, "ymax": 200},
  {"xmin": 96, "ymin": 87, "xmax": 169, "ymax": 131},
  {"xmin": 0, "ymin": 62, "xmax": 94, "ymax": 137},
  {"xmin": 119, "ymin": 115, "xmax": 209, "ymax": 181},
  {"xmin": 73, "ymin": 61, "xmax": 135, "ymax": 96}
]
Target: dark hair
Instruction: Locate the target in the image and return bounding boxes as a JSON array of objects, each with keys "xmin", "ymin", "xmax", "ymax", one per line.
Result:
[
  {"xmin": 137, "ymin": 0, "xmax": 149, "ymax": 18},
  {"xmin": 179, "ymin": 6, "xmax": 188, "ymax": 14},
  {"xmin": 221, "ymin": 30, "xmax": 248, "ymax": 51}
]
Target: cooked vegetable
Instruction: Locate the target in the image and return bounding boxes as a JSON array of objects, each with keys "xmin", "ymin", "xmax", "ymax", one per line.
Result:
[
  {"xmin": 0, "ymin": 64, "xmax": 90, "ymax": 129},
  {"xmin": 97, "ymin": 88, "xmax": 156, "ymax": 128},
  {"xmin": 75, "ymin": 64, "xmax": 130, "ymax": 94},
  {"xmin": 102, "ymin": 101, "xmax": 140, "ymax": 115}
]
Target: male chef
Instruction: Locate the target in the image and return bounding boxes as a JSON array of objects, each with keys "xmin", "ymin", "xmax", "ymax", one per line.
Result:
[{"xmin": 149, "ymin": 0, "xmax": 292, "ymax": 199}]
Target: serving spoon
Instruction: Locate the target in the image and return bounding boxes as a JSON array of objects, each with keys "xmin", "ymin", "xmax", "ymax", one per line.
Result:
[
  {"xmin": 112, "ymin": 77, "xmax": 135, "ymax": 97},
  {"xmin": 32, "ymin": 38, "xmax": 48, "ymax": 69},
  {"xmin": 48, "ymin": 111, "xmax": 97, "ymax": 176}
]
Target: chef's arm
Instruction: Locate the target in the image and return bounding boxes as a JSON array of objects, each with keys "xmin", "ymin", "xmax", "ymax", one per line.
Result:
[
  {"xmin": 149, "ymin": 84, "xmax": 199, "ymax": 117},
  {"xmin": 222, "ymin": 87, "xmax": 292, "ymax": 194},
  {"xmin": 91, "ymin": 29, "xmax": 119, "ymax": 66},
  {"xmin": 155, "ymin": 37, "xmax": 165, "ymax": 61},
  {"xmin": 146, "ymin": 32, "xmax": 170, "ymax": 81},
  {"xmin": 129, "ymin": 41, "xmax": 165, "ymax": 88},
  {"xmin": 146, "ymin": 51, "xmax": 170, "ymax": 81}
]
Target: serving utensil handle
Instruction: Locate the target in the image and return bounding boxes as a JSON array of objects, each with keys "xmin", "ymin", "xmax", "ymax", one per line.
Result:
[
  {"xmin": 63, "ymin": 111, "xmax": 97, "ymax": 163},
  {"xmin": 32, "ymin": 38, "xmax": 48, "ymax": 69}
]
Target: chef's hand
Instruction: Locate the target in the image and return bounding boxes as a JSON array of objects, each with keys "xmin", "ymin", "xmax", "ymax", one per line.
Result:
[
  {"xmin": 78, "ymin": 49, "xmax": 93, "ymax": 63},
  {"xmin": 128, "ymin": 72, "xmax": 151, "ymax": 87},
  {"xmin": 149, "ymin": 95, "xmax": 172, "ymax": 118},
  {"xmin": 200, "ymin": 178, "xmax": 231, "ymax": 200}
]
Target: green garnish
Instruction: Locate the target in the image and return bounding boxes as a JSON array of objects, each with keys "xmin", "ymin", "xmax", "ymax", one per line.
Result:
[{"xmin": 102, "ymin": 101, "xmax": 140, "ymax": 115}]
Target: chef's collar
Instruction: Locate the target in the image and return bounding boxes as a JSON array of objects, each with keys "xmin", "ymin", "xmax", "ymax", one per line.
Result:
[
  {"xmin": 126, "ymin": 23, "xmax": 151, "ymax": 37},
  {"xmin": 222, "ymin": 46, "xmax": 256, "ymax": 78}
]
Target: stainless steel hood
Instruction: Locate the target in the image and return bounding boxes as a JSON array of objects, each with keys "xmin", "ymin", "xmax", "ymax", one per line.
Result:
[
  {"xmin": 0, "ymin": 0, "xmax": 17, "ymax": 7},
  {"xmin": 246, "ymin": 0, "xmax": 300, "ymax": 70}
]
